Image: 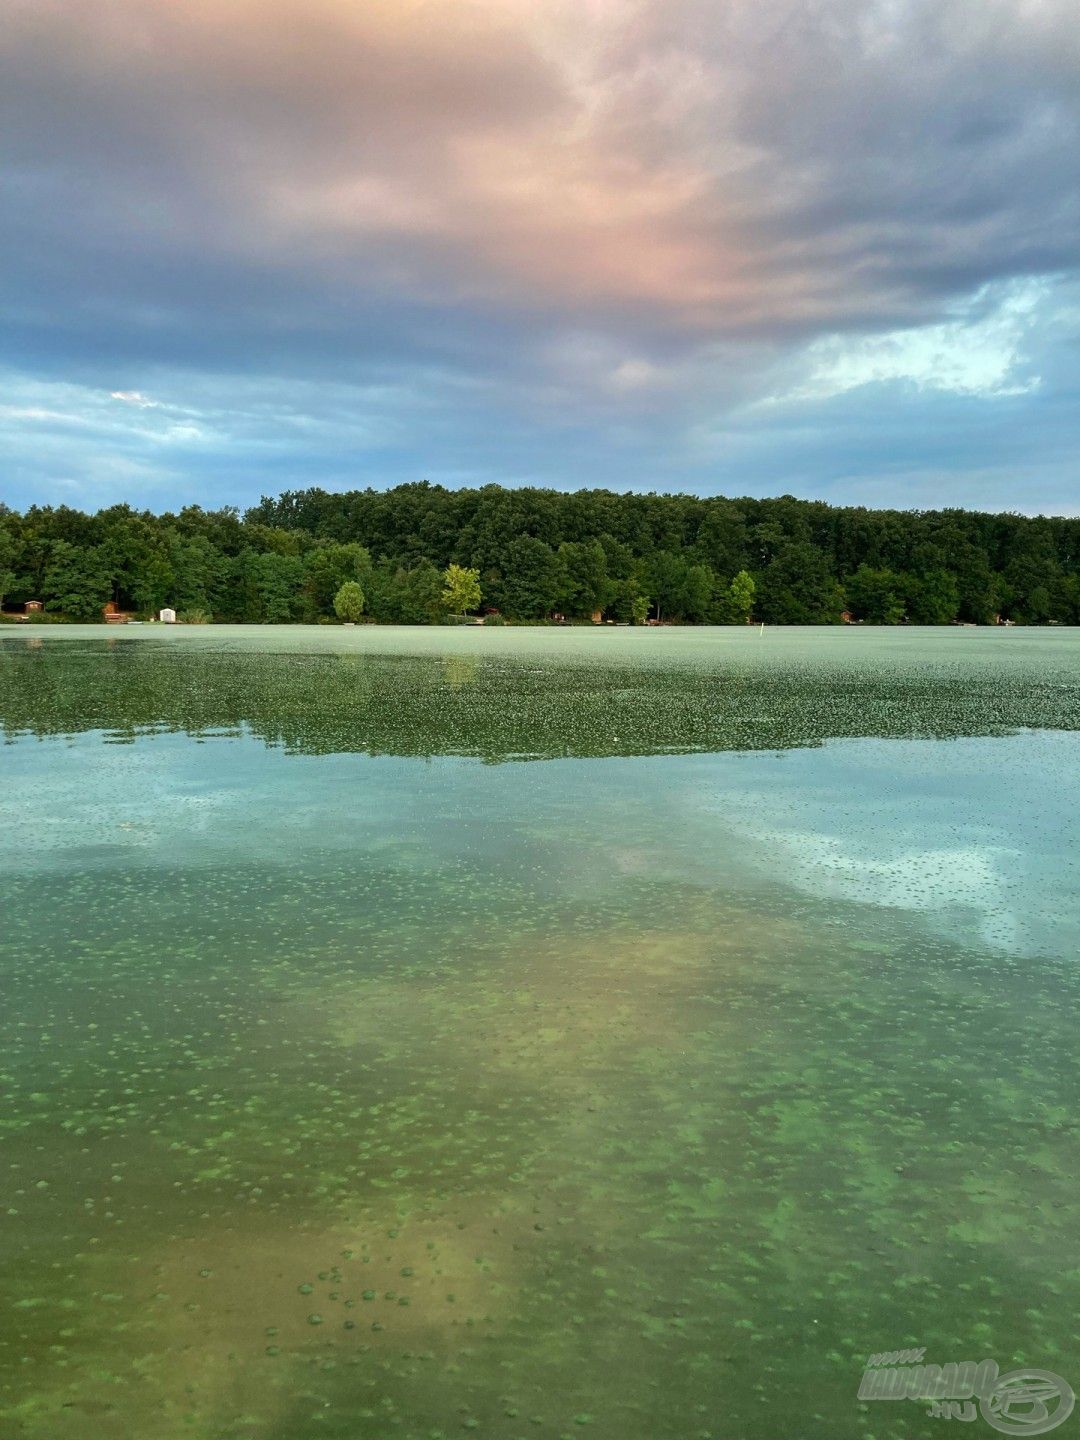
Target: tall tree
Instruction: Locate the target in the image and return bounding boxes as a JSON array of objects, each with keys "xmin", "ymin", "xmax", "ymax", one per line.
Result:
[
  {"xmin": 0, "ymin": 526, "xmax": 17, "ymax": 611},
  {"xmin": 305, "ymin": 543, "xmax": 372, "ymax": 619},
  {"xmin": 845, "ymin": 565, "xmax": 906, "ymax": 624},
  {"xmin": 554, "ymin": 541, "xmax": 609, "ymax": 618},
  {"xmin": 441, "ymin": 563, "xmax": 482, "ymax": 616},
  {"xmin": 757, "ymin": 543, "xmax": 844, "ymax": 624},
  {"xmin": 498, "ymin": 538, "xmax": 559, "ymax": 619},
  {"xmin": 727, "ymin": 570, "xmax": 756, "ymax": 623},
  {"xmin": 43, "ymin": 541, "xmax": 112, "ymax": 619}
]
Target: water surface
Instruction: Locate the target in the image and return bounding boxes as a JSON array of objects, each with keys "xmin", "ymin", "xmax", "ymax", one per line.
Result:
[{"xmin": 2, "ymin": 626, "xmax": 1079, "ymax": 1440}]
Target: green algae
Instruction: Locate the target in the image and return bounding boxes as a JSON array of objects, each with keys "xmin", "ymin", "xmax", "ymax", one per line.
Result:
[{"xmin": 1, "ymin": 627, "xmax": 1079, "ymax": 1440}]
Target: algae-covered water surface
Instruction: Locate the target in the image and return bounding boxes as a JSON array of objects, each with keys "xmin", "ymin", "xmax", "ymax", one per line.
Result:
[{"xmin": 3, "ymin": 626, "xmax": 1079, "ymax": 1440}]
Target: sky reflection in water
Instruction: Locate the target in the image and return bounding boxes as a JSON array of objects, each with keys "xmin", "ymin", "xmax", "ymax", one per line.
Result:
[{"xmin": 2, "ymin": 627, "xmax": 1079, "ymax": 1440}]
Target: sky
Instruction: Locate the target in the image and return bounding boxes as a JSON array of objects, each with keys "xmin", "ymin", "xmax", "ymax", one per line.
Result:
[{"xmin": 2, "ymin": 0, "xmax": 1079, "ymax": 516}]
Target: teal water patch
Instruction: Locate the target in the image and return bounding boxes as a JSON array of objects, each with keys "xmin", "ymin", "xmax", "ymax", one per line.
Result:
[{"xmin": 2, "ymin": 629, "xmax": 1079, "ymax": 1440}]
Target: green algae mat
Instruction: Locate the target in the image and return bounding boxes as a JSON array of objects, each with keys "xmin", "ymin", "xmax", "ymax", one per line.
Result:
[{"xmin": 2, "ymin": 626, "xmax": 1079, "ymax": 1440}]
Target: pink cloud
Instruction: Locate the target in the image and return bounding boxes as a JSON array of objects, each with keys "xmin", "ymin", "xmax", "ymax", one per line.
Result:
[{"xmin": 3, "ymin": 0, "xmax": 1078, "ymax": 362}]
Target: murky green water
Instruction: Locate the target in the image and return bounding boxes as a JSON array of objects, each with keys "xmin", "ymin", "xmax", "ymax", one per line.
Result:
[{"xmin": 2, "ymin": 626, "xmax": 1079, "ymax": 1440}]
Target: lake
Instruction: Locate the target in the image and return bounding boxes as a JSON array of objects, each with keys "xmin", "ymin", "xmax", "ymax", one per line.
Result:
[{"xmin": 2, "ymin": 625, "xmax": 1079, "ymax": 1440}]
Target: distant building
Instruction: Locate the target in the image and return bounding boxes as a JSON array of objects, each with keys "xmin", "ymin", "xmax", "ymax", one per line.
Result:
[
  {"xmin": 102, "ymin": 601, "xmax": 130, "ymax": 624},
  {"xmin": 159, "ymin": 607, "xmax": 177, "ymax": 623},
  {"xmin": 24, "ymin": 599, "xmax": 43, "ymax": 613}
]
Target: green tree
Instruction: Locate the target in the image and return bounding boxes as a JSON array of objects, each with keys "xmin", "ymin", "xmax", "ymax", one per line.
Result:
[
  {"xmin": 757, "ymin": 543, "xmax": 844, "ymax": 625},
  {"xmin": 305, "ymin": 543, "xmax": 372, "ymax": 619},
  {"xmin": 399, "ymin": 561, "xmax": 444, "ymax": 624},
  {"xmin": 695, "ymin": 504, "xmax": 748, "ymax": 576},
  {"xmin": 646, "ymin": 551, "xmax": 683, "ymax": 622},
  {"xmin": 904, "ymin": 568, "xmax": 959, "ymax": 625},
  {"xmin": 1050, "ymin": 573, "xmax": 1080, "ymax": 624},
  {"xmin": 631, "ymin": 594, "xmax": 650, "ymax": 625},
  {"xmin": 166, "ymin": 532, "xmax": 218, "ymax": 617},
  {"xmin": 43, "ymin": 541, "xmax": 111, "ymax": 619},
  {"xmin": 0, "ymin": 484, "xmax": 1076, "ymax": 629},
  {"xmin": 333, "ymin": 580, "xmax": 365, "ymax": 623},
  {"xmin": 1001, "ymin": 520, "xmax": 1059, "ymax": 623},
  {"xmin": 845, "ymin": 565, "xmax": 906, "ymax": 624},
  {"xmin": 499, "ymin": 538, "xmax": 558, "ymax": 619},
  {"xmin": 98, "ymin": 509, "xmax": 172, "ymax": 614},
  {"xmin": 246, "ymin": 551, "xmax": 305, "ymax": 623},
  {"xmin": 645, "ymin": 551, "xmax": 716, "ymax": 621},
  {"xmin": 0, "ymin": 526, "xmax": 16, "ymax": 611},
  {"xmin": 679, "ymin": 563, "xmax": 715, "ymax": 622},
  {"xmin": 555, "ymin": 541, "xmax": 609, "ymax": 618},
  {"xmin": 728, "ymin": 569, "xmax": 756, "ymax": 623},
  {"xmin": 441, "ymin": 563, "xmax": 481, "ymax": 616},
  {"xmin": 363, "ymin": 561, "xmax": 404, "ymax": 623},
  {"xmin": 939, "ymin": 535, "xmax": 999, "ymax": 624}
]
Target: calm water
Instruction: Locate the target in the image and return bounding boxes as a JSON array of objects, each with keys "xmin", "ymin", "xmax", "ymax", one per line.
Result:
[{"xmin": 2, "ymin": 626, "xmax": 1079, "ymax": 1440}]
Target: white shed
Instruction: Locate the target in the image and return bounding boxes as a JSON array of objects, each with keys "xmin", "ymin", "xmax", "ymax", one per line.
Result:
[{"xmin": 159, "ymin": 607, "xmax": 177, "ymax": 624}]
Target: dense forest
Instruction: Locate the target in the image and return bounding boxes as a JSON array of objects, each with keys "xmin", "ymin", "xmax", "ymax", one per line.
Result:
[{"xmin": 1, "ymin": 484, "xmax": 1078, "ymax": 625}]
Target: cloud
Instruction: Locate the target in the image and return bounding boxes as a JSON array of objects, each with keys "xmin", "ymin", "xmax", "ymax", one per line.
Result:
[
  {"xmin": 110, "ymin": 390, "xmax": 160, "ymax": 408},
  {"xmin": 5, "ymin": 1, "xmax": 1079, "ymax": 344},
  {"xmin": 0, "ymin": 0, "xmax": 1078, "ymax": 506},
  {"xmin": 781, "ymin": 277, "xmax": 1048, "ymax": 401},
  {"xmin": 683, "ymin": 731, "xmax": 1080, "ymax": 957}
]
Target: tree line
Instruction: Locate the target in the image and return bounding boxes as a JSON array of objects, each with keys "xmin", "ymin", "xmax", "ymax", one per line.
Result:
[{"xmin": 1, "ymin": 484, "xmax": 1078, "ymax": 625}]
